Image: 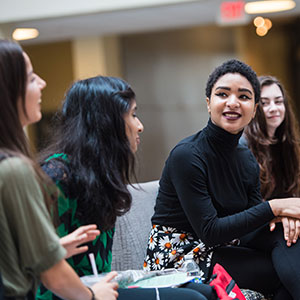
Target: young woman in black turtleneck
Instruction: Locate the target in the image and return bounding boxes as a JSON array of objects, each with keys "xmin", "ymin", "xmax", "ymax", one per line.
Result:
[{"xmin": 144, "ymin": 59, "xmax": 300, "ymax": 300}]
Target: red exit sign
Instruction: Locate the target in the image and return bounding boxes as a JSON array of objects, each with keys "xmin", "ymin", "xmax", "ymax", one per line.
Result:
[{"xmin": 219, "ymin": 1, "xmax": 246, "ymax": 24}]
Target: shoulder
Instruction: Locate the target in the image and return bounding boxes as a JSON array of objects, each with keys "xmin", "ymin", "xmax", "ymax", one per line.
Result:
[
  {"xmin": 0, "ymin": 156, "xmax": 36, "ymax": 184},
  {"xmin": 237, "ymin": 141, "xmax": 260, "ymax": 177},
  {"xmin": 42, "ymin": 155, "xmax": 70, "ymax": 184},
  {"xmin": 237, "ymin": 141, "xmax": 257, "ymax": 161},
  {"xmin": 0, "ymin": 157, "xmax": 45, "ymax": 210},
  {"xmin": 167, "ymin": 132, "xmax": 206, "ymax": 172},
  {"xmin": 170, "ymin": 133, "xmax": 201, "ymax": 158},
  {"xmin": 239, "ymin": 135, "xmax": 249, "ymax": 148}
]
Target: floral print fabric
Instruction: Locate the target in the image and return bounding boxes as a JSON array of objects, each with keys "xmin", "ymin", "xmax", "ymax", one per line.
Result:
[{"xmin": 144, "ymin": 224, "xmax": 214, "ymax": 281}]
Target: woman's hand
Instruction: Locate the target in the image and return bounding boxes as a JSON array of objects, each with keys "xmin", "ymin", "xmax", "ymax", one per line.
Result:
[
  {"xmin": 91, "ymin": 271, "xmax": 119, "ymax": 300},
  {"xmin": 270, "ymin": 217, "xmax": 300, "ymax": 247},
  {"xmin": 60, "ymin": 224, "xmax": 100, "ymax": 258},
  {"xmin": 269, "ymin": 197, "xmax": 300, "ymax": 219}
]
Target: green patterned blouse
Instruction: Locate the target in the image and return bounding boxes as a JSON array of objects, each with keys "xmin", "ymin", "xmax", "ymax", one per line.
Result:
[{"xmin": 36, "ymin": 153, "xmax": 114, "ymax": 300}]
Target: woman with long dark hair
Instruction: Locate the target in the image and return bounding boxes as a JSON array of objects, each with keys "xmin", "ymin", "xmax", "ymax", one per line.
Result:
[
  {"xmin": 0, "ymin": 39, "xmax": 118, "ymax": 300},
  {"xmin": 243, "ymin": 75, "xmax": 300, "ymax": 200},
  {"xmin": 36, "ymin": 76, "xmax": 213, "ymax": 300}
]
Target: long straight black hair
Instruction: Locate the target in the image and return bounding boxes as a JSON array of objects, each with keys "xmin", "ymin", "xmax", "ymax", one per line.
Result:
[{"xmin": 40, "ymin": 76, "xmax": 137, "ymax": 230}]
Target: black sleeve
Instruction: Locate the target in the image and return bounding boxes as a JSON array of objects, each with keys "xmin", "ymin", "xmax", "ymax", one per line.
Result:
[
  {"xmin": 247, "ymin": 155, "xmax": 264, "ymax": 208},
  {"xmin": 168, "ymin": 143, "xmax": 275, "ymax": 247}
]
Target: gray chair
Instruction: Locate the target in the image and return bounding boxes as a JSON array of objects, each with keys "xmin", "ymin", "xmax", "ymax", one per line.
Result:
[{"xmin": 111, "ymin": 180, "xmax": 159, "ymax": 271}]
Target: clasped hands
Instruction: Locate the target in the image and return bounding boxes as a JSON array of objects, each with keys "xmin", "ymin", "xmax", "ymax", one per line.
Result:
[{"xmin": 270, "ymin": 217, "xmax": 300, "ymax": 247}]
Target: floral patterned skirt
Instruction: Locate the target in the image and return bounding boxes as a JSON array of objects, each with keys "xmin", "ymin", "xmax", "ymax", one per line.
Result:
[{"xmin": 143, "ymin": 224, "xmax": 215, "ymax": 281}]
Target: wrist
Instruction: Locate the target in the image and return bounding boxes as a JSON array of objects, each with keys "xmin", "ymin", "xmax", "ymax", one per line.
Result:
[
  {"xmin": 269, "ymin": 199, "xmax": 282, "ymax": 216},
  {"xmin": 86, "ymin": 286, "xmax": 95, "ymax": 300}
]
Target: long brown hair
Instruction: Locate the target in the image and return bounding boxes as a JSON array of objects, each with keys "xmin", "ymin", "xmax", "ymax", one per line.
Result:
[
  {"xmin": 0, "ymin": 39, "xmax": 57, "ymax": 214},
  {"xmin": 244, "ymin": 75, "xmax": 300, "ymax": 199}
]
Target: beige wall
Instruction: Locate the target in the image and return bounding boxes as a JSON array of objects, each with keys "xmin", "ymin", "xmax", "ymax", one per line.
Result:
[
  {"xmin": 23, "ymin": 41, "xmax": 74, "ymax": 150},
  {"xmin": 23, "ymin": 41, "xmax": 74, "ymax": 111},
  {"xmin": 23, "ymin": 36, "xmax": 123, "ymax": 150},
  {"xmin": 22, "ymin": 21, "xmax": 296, "ymax": 180},
  {"xmin": 235, "ymin": 20, "xmax": 299, "ymax": 120},
  {"xmin": 72, "ymin": 36, "xmax": 123, "ymax": 80},
  {"xmin": 122, "ymin": 26, "xmax": 237, "ymax": 181},
  {"xmin": 235, "ymin": 23, "xmax": 292, "ymax": 94}
]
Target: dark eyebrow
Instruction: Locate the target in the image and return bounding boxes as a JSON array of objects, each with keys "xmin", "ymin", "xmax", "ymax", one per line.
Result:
[
  {"xmin": 215, "ymin": 86, "xmax": 253, "ymax": 95},
  {"xmin": 216, "ymin": 86, "xmax": 252, "ymax": 95},
  {"xmin": 215, "ymin": 86, "xmax": 230, "ymax": 91},
  {"xmin": 238, "ymin": 88, "xmax": 253, "ymax": 95}
]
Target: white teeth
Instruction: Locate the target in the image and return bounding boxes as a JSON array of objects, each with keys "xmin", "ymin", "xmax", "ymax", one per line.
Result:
[{"xmin": 224, "ymin": 113, "xmax": 239, "ymax": 117}]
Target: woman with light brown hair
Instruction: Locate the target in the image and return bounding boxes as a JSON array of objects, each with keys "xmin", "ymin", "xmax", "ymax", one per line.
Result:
[{"xmin": 243, "ymin": 75, "xmax": 300, "ymax": 201}]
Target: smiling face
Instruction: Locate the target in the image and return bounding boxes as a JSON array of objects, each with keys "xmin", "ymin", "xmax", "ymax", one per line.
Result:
[
  {"xmin": 18, "ymin": 52, "xmax": 46, "ymax": 127},
  {"xmin": 123, "ymin": 100, "xmax": 144, "ymax": 153},
  {"xmin": 206, "ymin": 73, "xmax": 257, "ymax": 134},
  {"xmin": 260, "ymin": 83, "xmax": 286, "ymax": 137}
]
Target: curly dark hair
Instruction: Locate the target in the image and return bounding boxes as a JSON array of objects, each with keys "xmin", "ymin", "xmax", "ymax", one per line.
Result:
[
  {"xmin": 206, "ymin": 59, "xmax": 260, "ymax": 104},
  {"xmin": 40, "ymin": 76, "xmax": 136, "ymax": 230},
  {"xmin": 244, "ymin": 75, "xmax": 300, "ymax": 199}
]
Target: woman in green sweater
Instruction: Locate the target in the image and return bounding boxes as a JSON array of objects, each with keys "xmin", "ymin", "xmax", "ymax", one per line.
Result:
[{"xmin": 0, "ymin": 39, "xmax": 118, "ymax": 300}]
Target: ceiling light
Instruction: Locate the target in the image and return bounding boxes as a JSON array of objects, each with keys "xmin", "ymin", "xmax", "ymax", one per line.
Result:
[
  {"xmin": 253, "ymin": 16, "xmax": 272, "ymax": 36},
  {"xmin": 12, "ymin": 28, "xmax": 39, "ymax": 41},
  {"xmin": 264, "ymin": 18, "xmax": 272, "ymax": 29},
  {"xmin": 256, "ymin": 25, "xmax": 268, "ymax": 36},
  {"xmin": 245, "ymin": 0, "xmax": 296, "ymax": 14},
  {"xmin": 253, "ymin": 16, "xmax": 265, "ymax": 27}
]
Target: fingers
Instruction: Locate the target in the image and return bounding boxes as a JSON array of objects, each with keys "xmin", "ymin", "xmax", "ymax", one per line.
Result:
[
  {"xmin": 71, "ymin": 245, "xmax": 89, "ymax": 256},
  {"xmin": 76, "ymin": 225, "xmax": 100, "ymax": 238},
  {"xmin": 281, "ymin": 217, "xmax": 300, "ymax": 247},
  {"xmin": 287, "ymin": 218, "xmax": 295, "ymax": 247},
  {"xmin": 102, "ymin": 271, "xmax": 118, "ymax": 283},
  {"xmin": 85, "ymin": 230, "xmax": 101, "ymax": 238},
  {"xmin": 269, "ymin": 216, "xmax": 282, "ymax": 232},
  {"xmin": 111, "ymin": 282, "xmax": 119, "ymax": 291},
  {"xmin": 76, "ymin": 231, "xmax": 100, "ymax": 245},
  {"xmin": 293, "ymin": 219, "xmax": 300, "ymax": 244},
  {"xmin": 269, "ymin": 220, "xmax": 276, "ymax": 232},
  {"xmin": 74, "ymin": 225, "xmax": 100, "ymax": 240},
  {"xmin": 281, "ymin": 217, "xmax": 291, "ymax": 246},
  {"xmin": 76, "ymin": 224, "xmax": 98, "ymax": 234}
]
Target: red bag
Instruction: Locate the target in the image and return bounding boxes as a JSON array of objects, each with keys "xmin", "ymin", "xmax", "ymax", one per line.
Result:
[{"xmin": 209, "ymin": 263, "xmax": 246, "ymax": 300}]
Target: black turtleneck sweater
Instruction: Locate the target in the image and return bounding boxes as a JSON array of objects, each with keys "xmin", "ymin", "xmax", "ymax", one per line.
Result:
[{"xmin": 152, "ymin": 120, "xmax": 275, "ymax": 247}]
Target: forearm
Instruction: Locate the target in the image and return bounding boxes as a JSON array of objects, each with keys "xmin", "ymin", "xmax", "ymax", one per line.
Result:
[
  {"xmin": 269, "ymin": 197, "xmax": 300, "ymax": 218},
  {"xmin": 201, "ymin": 202, "xmax": 274, "ymax": 246},
  {"xmin": 40, "ymin": 259, "xmax": 92, "ymax": 300}
]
